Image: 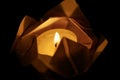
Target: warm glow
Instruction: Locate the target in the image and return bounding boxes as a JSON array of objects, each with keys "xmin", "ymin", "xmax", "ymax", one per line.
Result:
[{"xmin": 54, "ymin": 32, "xmax": 61, "ymax": 47}]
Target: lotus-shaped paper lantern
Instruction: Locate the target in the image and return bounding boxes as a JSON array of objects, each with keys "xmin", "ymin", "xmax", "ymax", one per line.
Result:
[{"xmin": 11, "ymin": 0, "xmax": 108, "ymax": 78}]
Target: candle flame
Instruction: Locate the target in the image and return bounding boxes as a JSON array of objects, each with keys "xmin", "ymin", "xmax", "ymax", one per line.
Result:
[{"xmin": 54, "ymin": 32, "xmax": 60, "ymax": 47}]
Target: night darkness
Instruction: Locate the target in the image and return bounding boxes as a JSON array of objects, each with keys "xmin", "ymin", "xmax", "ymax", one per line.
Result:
[{"xmin": 1, "ymin": 0, "xmax": 118, "ymax": 80}]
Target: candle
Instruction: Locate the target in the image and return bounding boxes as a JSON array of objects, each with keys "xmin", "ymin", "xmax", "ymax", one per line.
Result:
[{"xmin": 37, "ymin": 29, "xmax": 77, "ymax": 57}]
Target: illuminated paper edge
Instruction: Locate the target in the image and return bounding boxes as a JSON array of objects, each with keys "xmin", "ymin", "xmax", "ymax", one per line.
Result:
[{"xmin": 10, "ymin": 16, "xmax": 37, "ymax": 53}]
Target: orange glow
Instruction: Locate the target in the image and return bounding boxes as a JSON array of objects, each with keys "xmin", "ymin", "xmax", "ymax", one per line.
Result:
[{"xmin": 54, "ymin": 32, "xmax": 61, "ymax": 47}]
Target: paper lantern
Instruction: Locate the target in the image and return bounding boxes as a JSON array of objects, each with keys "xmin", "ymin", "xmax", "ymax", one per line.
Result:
[{"xmin": 11, "ymin": 0, "xmax": 108, "ymax": 78}]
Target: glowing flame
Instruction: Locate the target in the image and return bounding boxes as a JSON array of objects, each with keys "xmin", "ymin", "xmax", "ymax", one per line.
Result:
[{"xmin": 54, "ymin": 32, "xmax": 60, "ymax": 47}]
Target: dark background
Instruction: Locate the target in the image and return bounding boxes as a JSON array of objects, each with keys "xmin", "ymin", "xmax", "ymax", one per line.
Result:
[{"xmin": 1, "ymin": 0, "xmax": 118, "ymax": 79}]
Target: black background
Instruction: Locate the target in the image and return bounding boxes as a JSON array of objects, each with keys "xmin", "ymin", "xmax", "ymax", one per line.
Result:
[{"xmin": 1, "ymin": 0, "xmax": 118, "ymax": 80}]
